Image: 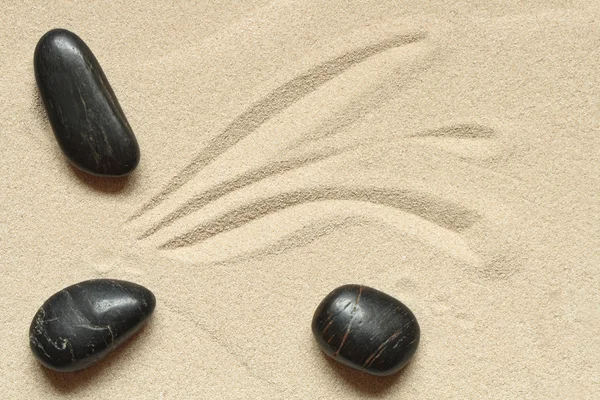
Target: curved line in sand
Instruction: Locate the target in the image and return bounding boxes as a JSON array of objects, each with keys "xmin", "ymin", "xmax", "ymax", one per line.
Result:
[
  {"xmin": 409, "ymin": 123, "xmax": 496, "ymax": 139},
  {"xmin": 129, "ymin": 32, "xmax": 428, "ymax": 220},
  {"xmin": 137, "ymin": 123, "xmax": 496, "ymax": 239},
  {"xmin": 220, "ymin": 216, "xmax": 366, "ymax": 263},
  {"xmin": 157, "ymin": 186, "xmax": 480, "ymax": 250},
  {"xmin": 138, "ymin": 147, "xmax": 349, "ymax": 239},
  {"xmin": 163, "ymin": 203, "xmax": 480, "ymax": 266}
]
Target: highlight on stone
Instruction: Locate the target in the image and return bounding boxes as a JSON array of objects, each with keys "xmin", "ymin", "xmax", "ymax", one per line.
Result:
[
  {"xmin": 34, "ymin": 29, "xmax": 140, "ymax": 177},
  {"xmin": 312, "ymin": 284, "xmax": 419, "ymax": 376},
  {"xmin": 29, "ymin": 279, "xmax": 155, "ymax": 372}
]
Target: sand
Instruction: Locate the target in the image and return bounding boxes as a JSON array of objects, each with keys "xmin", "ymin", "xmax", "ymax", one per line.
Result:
[{"xmin": 1, "ymin": 1, "xmax": 599, "ymax": 398}]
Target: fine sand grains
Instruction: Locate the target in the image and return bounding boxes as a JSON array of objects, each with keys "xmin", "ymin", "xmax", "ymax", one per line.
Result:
[{"xmin": 1, "ymin": 1, "xmax": 599, "ymax": 399}]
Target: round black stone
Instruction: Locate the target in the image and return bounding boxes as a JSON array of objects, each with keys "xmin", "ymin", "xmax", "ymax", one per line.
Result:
[
  {"xmin": 34, "ymin": 29, "xmax": 140, "ymax": 177},
  {"xmin": 29, "ymin": 279, "xmax": 155, "ymax": 372},
  {"xmin": 312, "ymin": 284, "xmax": 420, "ymax": 376}
]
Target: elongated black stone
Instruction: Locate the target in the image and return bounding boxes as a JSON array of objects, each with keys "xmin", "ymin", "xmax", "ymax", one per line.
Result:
[
  {"xmin": 34, "ymin": 29, "xmax": 140, "ymax": 177},
  {"xmin": 29, "ymin": 279, "xmax": 155, "ymax": 372},
  {"xmin": 312, "ymin": 284, "xmax": 419, "ymax": 376}
]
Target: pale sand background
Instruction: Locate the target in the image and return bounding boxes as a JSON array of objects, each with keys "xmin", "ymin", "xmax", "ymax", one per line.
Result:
[{"xmin": 1, "ymin": 1, "xmax": 599, "ymax": 398}]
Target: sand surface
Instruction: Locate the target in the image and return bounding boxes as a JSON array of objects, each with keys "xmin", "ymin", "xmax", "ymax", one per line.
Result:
[{"xmin": 1, "ymin": 1, "xmax": 599, "ymax": 398}]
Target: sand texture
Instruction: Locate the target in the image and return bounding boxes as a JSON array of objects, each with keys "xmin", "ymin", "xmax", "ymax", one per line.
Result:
[{"xmin": 1, "ymin": 1, "xmax": 599, "ymax": 398}]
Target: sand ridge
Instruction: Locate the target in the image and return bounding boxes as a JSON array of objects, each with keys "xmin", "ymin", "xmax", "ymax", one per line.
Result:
[{"xmin": 0, "ymin": 1, "xmax": 599, "ymax": 399}]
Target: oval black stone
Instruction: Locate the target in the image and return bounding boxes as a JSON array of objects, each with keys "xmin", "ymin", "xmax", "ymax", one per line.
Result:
[
  {"xmin": 29, "ymin": 279, "xmax": 155, "ymax": 372},
  {"xmin": 312, "ymin": 284, "xmax": 419, "ymax": 376},
  {"xmin": 34, "ymin": 29, "xmax": 140, "ymax": 177}
]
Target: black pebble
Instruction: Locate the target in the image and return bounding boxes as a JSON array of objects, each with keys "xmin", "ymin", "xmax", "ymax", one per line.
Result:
[
  {"xmin": 34, "ymin": 29, "xmax": 140, "ymax": 177},
  {"xmin": 312, "ymin": 284, "xmax": 419, "ymax": 376},
  {"xmin": 29, "ymin": 279, "xmax": 155, "ymax": 372}
]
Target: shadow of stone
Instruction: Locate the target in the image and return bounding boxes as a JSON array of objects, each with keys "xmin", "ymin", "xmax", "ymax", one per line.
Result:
[
  {"xmin": 319, "ymin": 351, "xmax": 415, "ymax": 396},
  {"xmin": 69, "ymin": 165, "xmax": 134, "ymax": 194}
]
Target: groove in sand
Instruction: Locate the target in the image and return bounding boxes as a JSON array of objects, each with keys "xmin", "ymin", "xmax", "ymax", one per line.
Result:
[
  {"xmin": 129, "ymin": 32, "xmax": 427, "ymax": 220},
  {"xmin": 158, "ymin": 186, "xmax": 480, "ymax": 249}
]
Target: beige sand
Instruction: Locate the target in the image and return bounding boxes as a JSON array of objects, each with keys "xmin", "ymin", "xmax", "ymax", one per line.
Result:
[{"xmin": 1, "ymin": 1, "xmax": 599, "ymax": 398}]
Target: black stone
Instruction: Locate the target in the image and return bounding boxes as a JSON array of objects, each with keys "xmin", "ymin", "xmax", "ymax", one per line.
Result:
[
  {"xmin": 34, "ymin": 29, "xmax": 140, "ymax": 177},
  {"xmin": 312, "ymin": 284, "xmax": 419, "ymax": 376},
  {"xmin": 29, "ymin": 279, "xmax": 155, "ymax": 372}
]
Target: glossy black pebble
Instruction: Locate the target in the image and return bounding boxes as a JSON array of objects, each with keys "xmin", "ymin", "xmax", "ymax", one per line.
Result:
[
  {"xmin": 34, "ymin": 29, "xmax": 140, "ymax": 176},
  {"xmin": 312, "ymin": 284, "xmax": 419, "ymax": 376},
  {"xmin": 29, "ymin": 279, "xmax": 155, "ymax": 372}
]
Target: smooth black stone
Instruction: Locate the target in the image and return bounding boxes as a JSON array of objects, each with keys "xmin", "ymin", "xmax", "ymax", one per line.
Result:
[
  {"xmin": 312, "ymin": 284, "xmax": 419, "ymax": 376},
  {"xmin": 29, "ymin": 279, "xmax": 155, "ymax": 372},
  {"xmin": 34, "ymin": 29, "xmax": 140, "ymax": 177}
]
